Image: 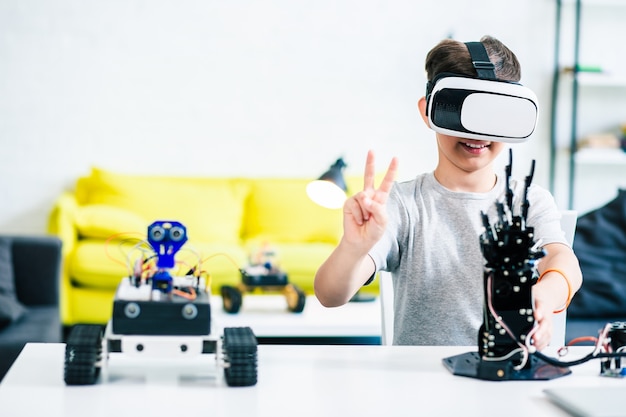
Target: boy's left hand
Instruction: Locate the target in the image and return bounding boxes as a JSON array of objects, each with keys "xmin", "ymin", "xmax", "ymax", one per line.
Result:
[{"xmin": 531, "ymin": 297, "xmax": 554, "ymax": 351}]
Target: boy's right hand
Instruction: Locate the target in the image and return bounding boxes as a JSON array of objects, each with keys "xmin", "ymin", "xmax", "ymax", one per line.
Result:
[{"xmin": 342, "ymin": 150, "xmax": 398, "ymax": 251}]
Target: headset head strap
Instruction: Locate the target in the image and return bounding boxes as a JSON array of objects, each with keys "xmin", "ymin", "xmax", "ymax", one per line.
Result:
[{"xmin": 464, "ymin": 41, "xmax": 496, "ymax": 80}]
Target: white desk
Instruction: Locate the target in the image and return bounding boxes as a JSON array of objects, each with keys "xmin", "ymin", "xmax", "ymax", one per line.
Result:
[
  {"xmin": 1, "ymin": 343, "xmax": 623, "ymax": 417},
  {"xmin": 212, "ymin": 294, "xmax": 381, "ymax": 343}
]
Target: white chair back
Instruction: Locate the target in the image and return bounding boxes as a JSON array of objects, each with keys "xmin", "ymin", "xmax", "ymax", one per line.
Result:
[
  {"xmin": 551, "ymin": 209, "xmax": 577, "ymax": 347},
  {"xmin": 379, "ymin": 271, "xmax": 394, "ymax": 345},
  {"xmin": 379, "ymin": 210, "xmax": 577, "ymax": 346}
]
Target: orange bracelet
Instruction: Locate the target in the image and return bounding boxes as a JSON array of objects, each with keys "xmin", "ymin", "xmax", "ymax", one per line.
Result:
[{"xmin": 537, "ymin": 268, "xmax": 572, "ymax": 314}]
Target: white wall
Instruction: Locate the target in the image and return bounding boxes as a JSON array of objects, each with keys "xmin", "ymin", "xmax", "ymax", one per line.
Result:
[{"xmin": 0, "ymin": 0, "xmax": 622, "ymax": 234}]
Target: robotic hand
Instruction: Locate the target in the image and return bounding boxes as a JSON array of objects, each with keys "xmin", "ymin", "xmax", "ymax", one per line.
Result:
[
  {"xmin": 443, "ymin": 150, "xmax": 571, "ymax": 381},
  {"xmin": 478, "ymin": 150, "xmax": 545, "ymax": 366}
]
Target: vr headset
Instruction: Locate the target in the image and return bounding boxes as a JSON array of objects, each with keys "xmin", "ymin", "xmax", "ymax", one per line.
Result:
[{"xmin": 425, "ymin": 42, "xmax": 538, "ymax": 143}]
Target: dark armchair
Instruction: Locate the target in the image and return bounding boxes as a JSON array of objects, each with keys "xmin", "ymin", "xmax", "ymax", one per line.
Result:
[{"xmin": 0, "ymin": 235, "xmax": 62, "ymax": 381}]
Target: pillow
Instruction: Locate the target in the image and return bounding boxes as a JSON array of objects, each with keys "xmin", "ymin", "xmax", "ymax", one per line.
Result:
[
  {"xmin": 0, "ymin": 238, "xmax": 27, "ymax": 329},
  {"xmin": 75, "ymin": 204, "xmax": 148, "ymax": 239},
  {"xmin": 568, "ymin": 189, "xmax": 626, "ymax": 318},
  {"xmin": 79, "ymin": 168, "xmax": 249, "ymax": 243}
]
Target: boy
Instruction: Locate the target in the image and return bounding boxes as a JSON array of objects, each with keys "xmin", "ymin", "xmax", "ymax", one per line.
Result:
[{"xmin": 314, "ymin": 36, "xmax": 582, "ymax": 350}]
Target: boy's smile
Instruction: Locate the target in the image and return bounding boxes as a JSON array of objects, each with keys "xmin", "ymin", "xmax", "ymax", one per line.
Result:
[
  {"xmin": 432, "ymin": 132, "xmax": 505, "ymax": 192},
  {"xmin": 460, "ymin": 139, "xmax": 491, "ymax": 155}
]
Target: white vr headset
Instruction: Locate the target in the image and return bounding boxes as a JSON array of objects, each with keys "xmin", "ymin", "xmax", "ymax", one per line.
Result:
[{"xmin": 425, "ymin": 42, "xmax": 539, "ymax": 144}]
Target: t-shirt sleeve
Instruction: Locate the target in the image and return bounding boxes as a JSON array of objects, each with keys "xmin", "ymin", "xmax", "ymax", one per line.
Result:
[{"xmin": 526, "ymin": 185, "xmax": 569, "ymax": 248}]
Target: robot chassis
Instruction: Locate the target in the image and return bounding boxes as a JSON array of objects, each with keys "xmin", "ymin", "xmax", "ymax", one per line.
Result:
[
  {"xmin": 64, "ymin": 221, "xmax": 258, "ymax": 387},
  {"xmin": 220, "ymin": 267, "xmax": 306, "ymax": 314},
  {"xmin": 443, "ymin": 150, "xmax": 626, "ymax": 381}
]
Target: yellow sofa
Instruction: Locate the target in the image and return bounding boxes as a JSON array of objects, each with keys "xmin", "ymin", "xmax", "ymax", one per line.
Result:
[{"xmin": 48, "ymin": 167, "xmax": 377, "ymax": 327}]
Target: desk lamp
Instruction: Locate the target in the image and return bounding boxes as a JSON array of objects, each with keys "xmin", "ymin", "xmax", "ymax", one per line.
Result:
[{"xmin": 306, "ymin": 158, "xmax": 347, "ymax": 209}]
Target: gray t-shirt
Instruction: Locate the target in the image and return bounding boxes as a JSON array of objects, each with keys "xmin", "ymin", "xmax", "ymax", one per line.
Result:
[{"xmin": 369, "ymin": 172, "xmax": 567, "ymax": 346}]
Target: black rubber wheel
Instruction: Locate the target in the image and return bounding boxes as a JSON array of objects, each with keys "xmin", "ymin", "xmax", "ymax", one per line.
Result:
[
  {"xmin": 222, "ymin": 327, "xmax": 258, "ymax": 387},
  {"xmin": 285, "ymin": 284, "xmax": 306, "ymax": 313},
  {"xmin": 64, "ymin": 324, "xmax": 104, "ymax": 385},
  {"xmin": 221, "ymin": 285, "xmax": 243, "ymax": 314}
]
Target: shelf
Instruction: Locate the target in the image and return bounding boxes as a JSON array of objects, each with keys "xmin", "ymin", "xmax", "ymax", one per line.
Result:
[
  {"xmin": 550, "ymin": 0, "xmax": 626, "ymax": 208},
  {"xmin": 562, "ymin": 0, "xmax": 626, "ymax": 6},
  {"xmin": 574, "ymin": 148, "xmax": 626, "ymax": 165},
  {"xmin": 572, "ymin": 72, "xmax": 626, "ymax": 87}
]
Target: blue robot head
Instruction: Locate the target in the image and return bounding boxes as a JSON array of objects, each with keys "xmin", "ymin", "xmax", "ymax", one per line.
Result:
[{"xmin": 147, "ymin": 221, "xmax": 188, "ymax": 269}]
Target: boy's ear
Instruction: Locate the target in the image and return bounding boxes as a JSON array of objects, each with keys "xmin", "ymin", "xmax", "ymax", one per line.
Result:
[{"xmin": 417, "ymin": 96, "xmax": 429, "ymax": 126}]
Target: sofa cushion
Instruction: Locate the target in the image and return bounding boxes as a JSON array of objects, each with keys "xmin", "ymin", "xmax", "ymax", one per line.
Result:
[
  {"xmin": 243, "ymin": 240, "xmax": 334, "ymax": 274},
  {"xmin": 69, "ymin": 239, "xmax": 247, "ymax": 291},
  {"xmin": 76, "ymin": 168, "xmax": 250, "ymax": 244},
  {"xmin": 0, "ymin": 305, "xmax": 60, "ymax": 345},
  {"xmin": 75, "ymin": 204, "xmax": 149, "ymax": 239},
  {"xmin": 0, "ymin": 238, "xmax": 27, "ymax": 329},
  {"xmin": 0, "ymin": 294, "xmax": 28, "ymax": 329},
  {"xmin": 244, "ymin": 179, "xmax": 343, "ymax": 244},
  {"xmin": 569, "ymin": 189, "xmax": 626, "ymax": 318}
]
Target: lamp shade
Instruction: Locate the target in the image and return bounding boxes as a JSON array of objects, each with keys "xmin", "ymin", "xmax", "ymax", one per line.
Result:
[{"xmin": 306, "ymin": 158, "xmax": 348, "ymax": 209}]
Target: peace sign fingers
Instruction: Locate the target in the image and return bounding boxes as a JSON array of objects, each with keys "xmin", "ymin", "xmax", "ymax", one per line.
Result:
[
  {"xmin": 362, "ymin": 150, "xmax": 398, "ymax": 203},
  {"xmin": 363, "ymin": 150, "xmax": 378, "ymax": 193},
  {"xmin": 373, "ymin": 154, "xmax": 399, "ymax": 204}
]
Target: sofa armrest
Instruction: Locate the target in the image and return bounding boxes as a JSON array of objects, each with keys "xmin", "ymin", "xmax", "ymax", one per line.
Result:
[
  {"xmin": 47, "ymin": 192, "xmax": 80, "ymax": 324},
  {"xmin": 11, "ymin": 236, "xmax": 62, "ymax": 307},
  {"xmin": 47, "ymin": 192, "xmax": 79, "ymax": 256}
]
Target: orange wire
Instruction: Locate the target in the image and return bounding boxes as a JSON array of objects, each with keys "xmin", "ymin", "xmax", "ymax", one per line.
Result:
[
  {"xmin": 172, "ymin": 286, "xmax": 197, "ymax": 300},
  {"xmin": 104, "ymin": 231, "xmax": 146, "ymax": 269},
  {"xmin": 202, "ymin": 252, "xmax": 241, "ymax": 269},
  {"xmin": 567, "ymin": 336, "xmax": 598, "ymax": 346}
]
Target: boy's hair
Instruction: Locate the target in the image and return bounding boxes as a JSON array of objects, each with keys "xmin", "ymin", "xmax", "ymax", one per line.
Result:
[{"xmin": 425, "ymin": 35, "xmax": 521, "ymax": 83}]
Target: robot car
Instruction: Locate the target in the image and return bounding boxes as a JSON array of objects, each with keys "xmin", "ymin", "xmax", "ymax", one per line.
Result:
[
  {"xmin": 64, "ymin": 221, "xmax": 258, "ymax": 387},
  {"xmin": 220, "ymin": 242, "xmax": 306, "ymax": 314}
]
